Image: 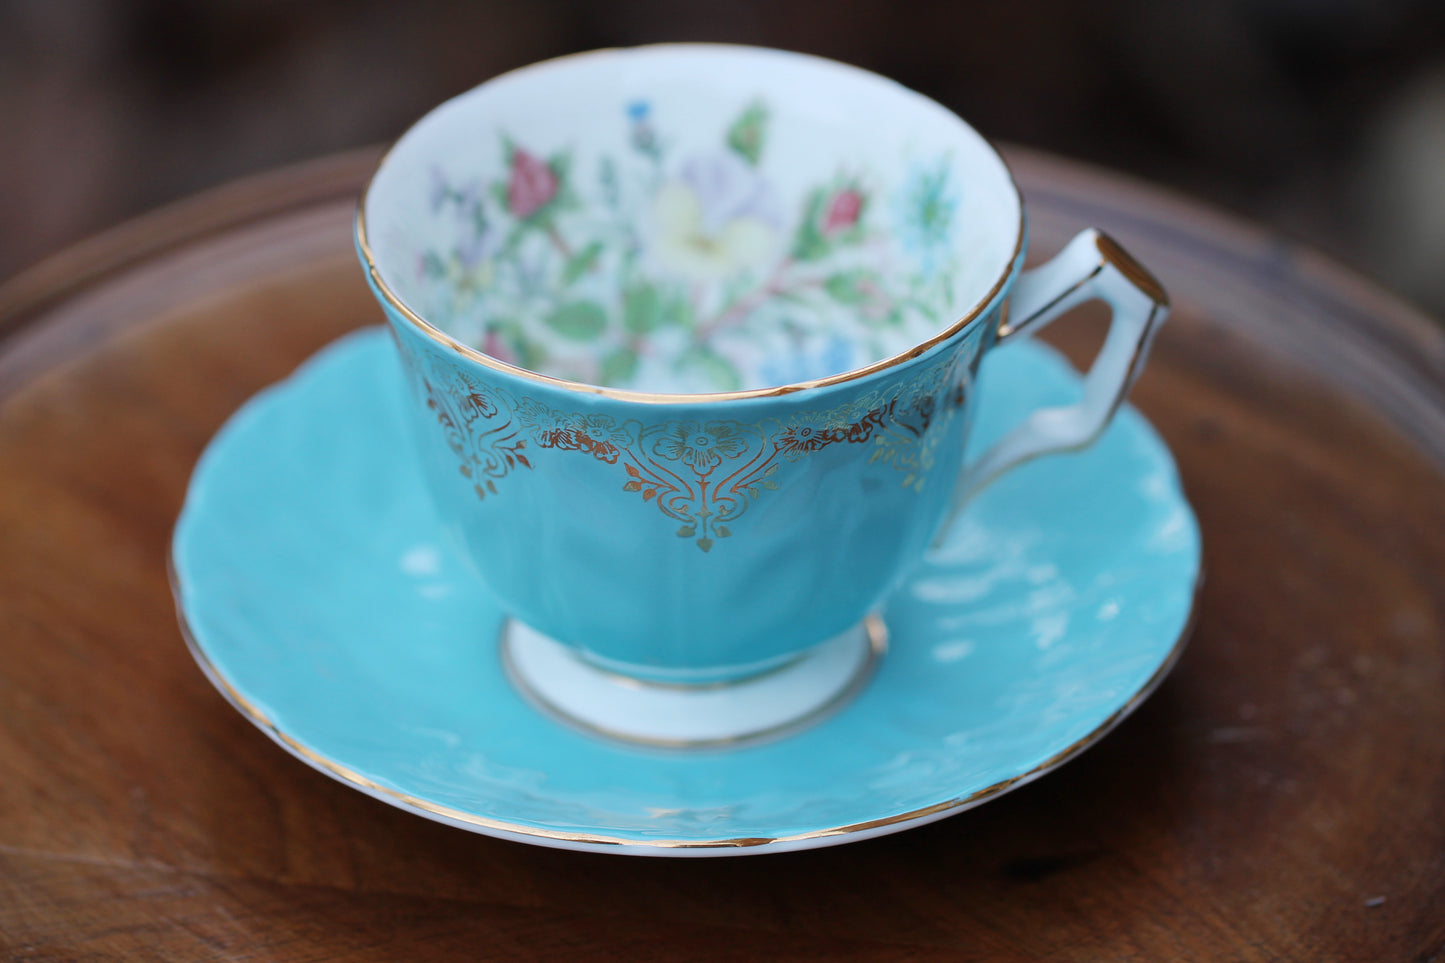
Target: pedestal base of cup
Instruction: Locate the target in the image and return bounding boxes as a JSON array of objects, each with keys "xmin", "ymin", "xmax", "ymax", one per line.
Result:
[{"xmin": 500, "ymin": 617, "xmax": 888, "ymax": 749}]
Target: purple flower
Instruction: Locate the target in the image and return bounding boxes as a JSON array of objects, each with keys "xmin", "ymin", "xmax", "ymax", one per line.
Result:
[
  {"xmin": 652, "ymin": 152, "xmax": 782, "ymax": 282},
  {"xmin": 676, "ymin": 152, "xmax": 781, "ymax": 236}
]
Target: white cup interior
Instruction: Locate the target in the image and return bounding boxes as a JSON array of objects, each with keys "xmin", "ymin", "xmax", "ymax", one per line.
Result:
[{"xmin": 364, "ymin": 44, "xmax": 1021, "ymax": 393}]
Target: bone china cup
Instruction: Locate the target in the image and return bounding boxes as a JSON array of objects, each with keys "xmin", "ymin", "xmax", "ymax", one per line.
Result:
[{"xmin": 356, "ymin": 44, "xmax": 1168, "ymax": 742}]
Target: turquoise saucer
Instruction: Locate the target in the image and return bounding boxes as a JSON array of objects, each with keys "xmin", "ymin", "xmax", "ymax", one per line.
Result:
[{"xmin": 172, "ymin": 328, "xmax": 1200, "ymax": 856}]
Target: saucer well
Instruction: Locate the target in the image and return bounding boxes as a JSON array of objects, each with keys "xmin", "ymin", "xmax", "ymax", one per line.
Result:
[{"xmin": 171, "ymin": 328, "xmax": 1200, "ymax": 856}]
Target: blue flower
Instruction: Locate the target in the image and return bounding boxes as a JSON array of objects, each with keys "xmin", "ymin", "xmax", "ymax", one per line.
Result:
[
  {"xmin": 759, "ymin": 335, "xmax": 855, "ymax": 386},
  {"xmin": 895, "ymin": 160, "xmax": 959, "ymax": 277},
  {"xmin": 820, "ymin": 334, "xmax": 853, "ymax": 376},
  {"xmin": 628, "ymin": 100, "xmax": 660, "ymax": 158}
]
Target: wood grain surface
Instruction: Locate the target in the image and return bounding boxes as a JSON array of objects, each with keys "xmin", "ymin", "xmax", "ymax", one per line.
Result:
[{"xmin": 1, "ymin": 146, "xmax": 1442, "ymax": 961}]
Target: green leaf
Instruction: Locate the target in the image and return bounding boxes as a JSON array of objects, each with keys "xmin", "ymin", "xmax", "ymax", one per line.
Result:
[
  {"xmin": 697, "ymin": 537, "xmax": 714, "ymax": 552},
  {"xmin": 661, "ymin": 290, "xmax": 694, "ymax": 328},
  {"xmin": 561, "ymin": 241, "xmax": 604, "ymax": 286},
  {"xmin": 599, "ymin": 157, "xmax": 620, "ymax": 209},
  {"xmin": 790, "ymin": 189, "xmax": 830, "ymax": 262},
  {"xmin": 421, "ymin": 251, "xmax": 446, "ymax": 279},
  {"xmin": 623, "ymin": 283, "xmax": 663, "ymax": 334},
  {"xmin": 499, "ymin": 223, "xmax": 527, "ymax": 259},
  {"xmin": 678, "ymin": 347, "xmax": 742, "ymax": 392},
  {"xmin": 824, "ymin": 269, "xmax": 880, "ymax": 306},
  {"xmin": 544, "ymin": 301, "xmax": 609, "ymax": 341},
  {"xmin": 516, "ymin": 338, "xmax": 549, "ymax": 372},
  {"xmin": 824, "ymin": 272, "xmax": 863, "ymax": 305},
  {"xmin": 599, "ymin": 347, "xmax": 639, "ymax": 386},
  {"xmin": 726, "ymin": 100, "xmax": 769, "ymax": 166},
  {"xmin": 487, "ymin": 319, "xmax": 549, "ymax": 371}
]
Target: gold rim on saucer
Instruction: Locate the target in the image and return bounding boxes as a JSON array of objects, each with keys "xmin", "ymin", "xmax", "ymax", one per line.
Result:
[{"xmin": 170, "ymin": 557, "xmax": 1200, "ymax": 853}]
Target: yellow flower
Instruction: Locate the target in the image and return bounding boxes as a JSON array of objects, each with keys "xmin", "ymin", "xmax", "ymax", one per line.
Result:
[{"xmin": 651, "ymin": 153, "xmax": 779, "ymax": 283}]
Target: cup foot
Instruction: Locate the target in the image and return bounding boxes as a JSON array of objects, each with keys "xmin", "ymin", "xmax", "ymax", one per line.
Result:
[{"xmin": 500, "ymin": 617, "xmax": 887, "ymax": 749}]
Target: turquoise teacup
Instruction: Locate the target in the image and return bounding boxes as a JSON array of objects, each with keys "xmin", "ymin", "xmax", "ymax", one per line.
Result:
[{"xmin": 357, "ymin": 44, "xmax": 1168, "ymax": 746}]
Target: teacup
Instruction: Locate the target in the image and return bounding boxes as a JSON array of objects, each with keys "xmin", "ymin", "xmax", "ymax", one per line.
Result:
[{"xmin": 357, "ymin": 44, "xmax": 1168, "ymax": 746}]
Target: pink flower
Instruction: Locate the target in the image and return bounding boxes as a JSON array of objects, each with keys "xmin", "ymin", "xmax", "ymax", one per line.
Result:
[
  {"xmin": 821, "ymin": 188, "xmax": 863, "ymax": 236},
  {"xmin": 506, "ymin": 148, "xmax": 559, "ymax": 219},
  {"xmin": 482, "ymin": 329, "xmax": 516, "ymax": 365}
]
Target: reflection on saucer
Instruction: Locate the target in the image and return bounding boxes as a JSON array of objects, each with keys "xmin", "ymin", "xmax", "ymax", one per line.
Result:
[{"xmin": 172, "ymin": 328, "xmax": 1200, "ymax": 856}]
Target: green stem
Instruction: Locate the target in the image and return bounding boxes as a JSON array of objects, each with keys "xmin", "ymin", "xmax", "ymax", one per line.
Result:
[
  {"xmin": 693, "ymin": 257, "xmax": 804, "ymax": 345},
  {"xmin": 544, "ymin": 220, "xmax": 573, "ymax": 260}
]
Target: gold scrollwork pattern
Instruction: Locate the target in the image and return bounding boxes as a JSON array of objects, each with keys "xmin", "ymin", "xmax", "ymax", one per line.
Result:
[
  {"xmin": 396, "ymin": 336, "xmax": 972, "ymax": 551},
  {"xmin": 418, "ymin": 364, "xmax": 532, "ymax": 500}
]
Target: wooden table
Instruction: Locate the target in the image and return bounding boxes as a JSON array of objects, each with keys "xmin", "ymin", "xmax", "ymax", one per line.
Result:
[{"xmin": 2, "ymin": 147, "xmax": 1442, "ymax": 961}]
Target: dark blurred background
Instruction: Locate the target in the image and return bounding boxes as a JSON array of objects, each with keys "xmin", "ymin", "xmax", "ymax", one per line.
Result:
[{"xmin": 4, "ymin": 0, "xmax": 1444, "ymax": 317}]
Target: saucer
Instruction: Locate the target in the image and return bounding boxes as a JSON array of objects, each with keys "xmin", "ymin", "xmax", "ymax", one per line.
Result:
[{"xmin": 172, "ymin": 328, "xmax": 1200, "ymax": 856}]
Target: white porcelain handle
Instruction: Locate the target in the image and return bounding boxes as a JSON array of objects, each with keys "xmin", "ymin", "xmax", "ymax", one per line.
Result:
[{"xmin": 939, "ymin": 229, "xmax": 1169, "ymax": 539}]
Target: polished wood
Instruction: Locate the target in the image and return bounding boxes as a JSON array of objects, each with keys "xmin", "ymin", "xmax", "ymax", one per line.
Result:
[{"xmin": 1, "ymin": 146, "xmax": 1442, "ymax": 961}]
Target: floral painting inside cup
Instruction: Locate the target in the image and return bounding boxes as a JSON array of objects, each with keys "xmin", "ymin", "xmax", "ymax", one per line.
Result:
[{"xmin": 409, "ymin": 97, "xmax": 972, "ymax": 393}]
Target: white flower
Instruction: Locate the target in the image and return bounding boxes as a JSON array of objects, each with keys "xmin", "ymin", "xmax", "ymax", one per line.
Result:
[{"xmin": 651, "ymin": 152, "xmax": 781, "ymax": 282}]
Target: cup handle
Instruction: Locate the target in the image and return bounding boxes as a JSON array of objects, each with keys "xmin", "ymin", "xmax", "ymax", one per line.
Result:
[{"xmin": 937, "ymin": 229, "xmax": 1169, "ymax": 542}]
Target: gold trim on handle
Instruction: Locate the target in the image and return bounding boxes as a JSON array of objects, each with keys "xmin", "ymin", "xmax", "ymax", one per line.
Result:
[
  {"xmin": 997, "ymin": 231, "xmax": 1167, "ymax": 344},
  {"xmin": 997, "ymin": 261, "xmax": 1103, "ymax": 342},
  {"xmin": 1095, "ymin": 231, "xmax": 1169, "ymax": 307}
]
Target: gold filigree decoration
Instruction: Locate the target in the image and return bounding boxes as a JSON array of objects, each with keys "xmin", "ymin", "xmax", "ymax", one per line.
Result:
[
  {"xmin": 398, "ymin": 338, "xmax": 973, "ymax": 551},
  {"xmin": 419, "ymin": 367, "xmax": 531, "ymax": 500}
]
